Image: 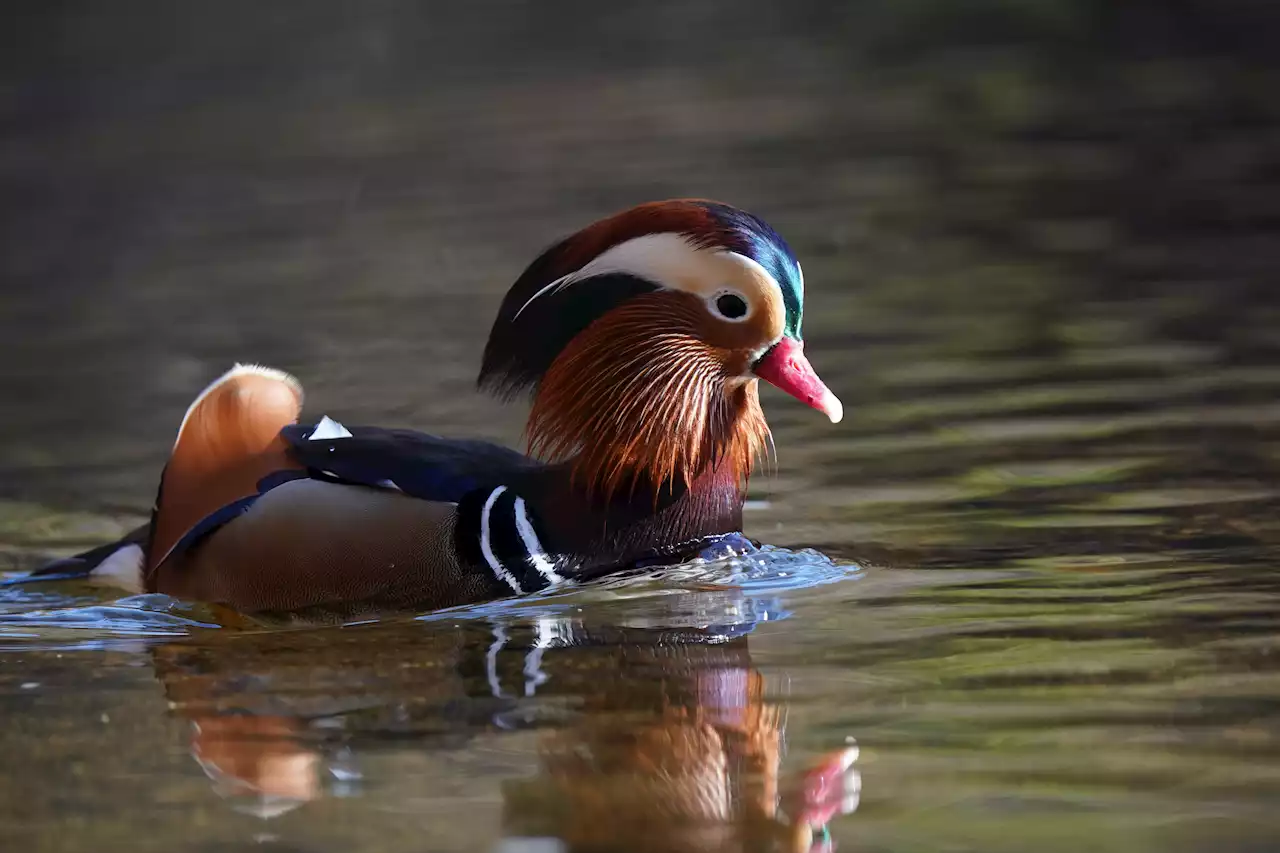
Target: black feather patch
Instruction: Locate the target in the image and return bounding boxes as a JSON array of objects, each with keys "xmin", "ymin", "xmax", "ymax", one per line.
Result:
[
  {"xmin": 454, "ymin": 486, "xmax": 563, "ymax": 595},
  {"xmin": 454, "ymin": 489, "xmax": 490, "ymax": 568},
  {"xmin": 485, "ymin": 489, "xmax": 530, "ymax": 575},
  {"xmin": 279, "ymin": 423, "xmax": 537, "ymax": 503},
  {"xmin": 478, "ymin": 271, "xmax": 659, "ymax": 397}
]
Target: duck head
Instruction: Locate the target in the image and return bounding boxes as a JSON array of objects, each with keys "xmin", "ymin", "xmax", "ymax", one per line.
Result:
[{"xmin": 479, "ymin": 199, "xmax": 841, "ymax": 499}]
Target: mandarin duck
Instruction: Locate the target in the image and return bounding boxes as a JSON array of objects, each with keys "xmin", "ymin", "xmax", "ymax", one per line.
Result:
[{"xmin": 19, "ymin": 200, "xmax": 842, "ymax": 613}]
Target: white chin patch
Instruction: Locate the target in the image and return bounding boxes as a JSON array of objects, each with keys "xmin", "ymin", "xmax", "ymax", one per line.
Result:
[{"xmin": 309, "ymin": 415, "xmax": 353, "ymax": 440}]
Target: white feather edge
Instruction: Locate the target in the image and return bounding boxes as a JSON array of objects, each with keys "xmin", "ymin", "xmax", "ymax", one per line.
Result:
[
  {"xmin": 309, "ymin": 414, "xmax": 353, "ymax": 440},
  {"xmin": 513, "ymin": 496, "xmax": 564, "ymax": 585},
  {"xmin": 175, "ymin": 363, "xmax": 303, "ymax": 448},
  {"xmin": 84, "ymin": 543, "xmax": 145, "ymax": 594}
]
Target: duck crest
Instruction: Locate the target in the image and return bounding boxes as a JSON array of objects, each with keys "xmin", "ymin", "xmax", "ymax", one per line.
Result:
[{"xmin": 478, "ymin": 198, "xmax": 803, "ymax": 397}]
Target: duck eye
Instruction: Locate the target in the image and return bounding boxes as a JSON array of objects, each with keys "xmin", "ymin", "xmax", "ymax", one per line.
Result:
[{"xmin": 714, "ymin": 292, "xmax": 749, "ymax": 320}]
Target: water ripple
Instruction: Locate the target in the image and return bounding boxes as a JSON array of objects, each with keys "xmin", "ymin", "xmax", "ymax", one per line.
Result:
[{"xmin": 0, "ymin": 593, "xmax": 221, "ymax": 649}]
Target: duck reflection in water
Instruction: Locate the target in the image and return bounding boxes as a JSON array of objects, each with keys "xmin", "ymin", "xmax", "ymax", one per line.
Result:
[
  {"xmin": 498, "ymin": 619, "xmax": 861, "ymax": 853},
  {"xmin": 151, "ymin": 589, "xmax": 860, "ymax": 851}
]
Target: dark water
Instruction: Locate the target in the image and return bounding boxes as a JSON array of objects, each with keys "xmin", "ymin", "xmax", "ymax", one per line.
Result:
[{"xmin": 3, "ymin": 3, "xmax": 1280, "ymax": 851}]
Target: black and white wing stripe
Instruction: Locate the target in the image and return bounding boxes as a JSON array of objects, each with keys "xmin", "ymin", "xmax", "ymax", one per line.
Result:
[{"xmin": 457, "ymin": 486, "xmax": 566, "ymax": 595}]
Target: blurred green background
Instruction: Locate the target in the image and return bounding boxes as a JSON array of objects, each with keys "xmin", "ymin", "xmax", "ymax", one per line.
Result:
[{"xmin": 3, "ymin": 0, "xmax": 1277, "ymax": 512}]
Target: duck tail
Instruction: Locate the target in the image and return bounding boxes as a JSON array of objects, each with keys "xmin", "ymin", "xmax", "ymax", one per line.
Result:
[
  {"xmin": 6, "ymin": 364, "xmax": 304, "ymax": 593},
  {"xmin": 6, "ymin": 523, "xmax": 150, "ymax": 591}
]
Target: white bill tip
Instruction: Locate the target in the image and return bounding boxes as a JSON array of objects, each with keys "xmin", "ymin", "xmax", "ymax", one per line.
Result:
[{"xmin": 821, "ymin": 388, "xmax": 844, "ymax": 424}]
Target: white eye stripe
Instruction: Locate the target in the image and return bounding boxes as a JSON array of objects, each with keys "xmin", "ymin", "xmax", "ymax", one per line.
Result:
[
  {"xmin": 510, "ymin": 233, "xmax": 785, "ymax": 318},
  {"xmin": 721, "ymin": 250, "xmax": 784, "ymax": 301},
  {"xmin": 513, "ymin": 233, "xmax": 702, "ymax": 319}
]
